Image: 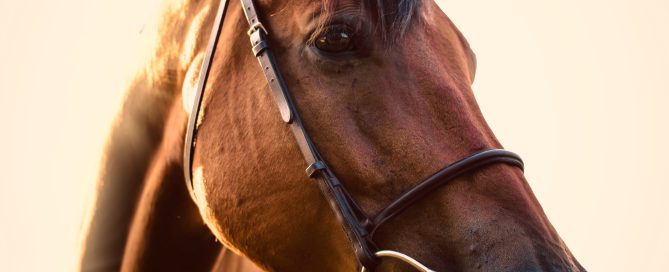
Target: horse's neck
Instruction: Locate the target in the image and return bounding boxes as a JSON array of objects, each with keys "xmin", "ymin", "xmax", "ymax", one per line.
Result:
[
  {"xmin": 81, "ymin": 2, "xmax": 221, "ymax": 270},
  {"xmin": 118, "ymin": 98, "xmax": 216, "ymax": 269},
  {"xmin": 119, "ymin": 66, "xmax": 265, "ymax": 271},
  {"xmin": 78, "ymin": 71, "xmax": 175, "ymax": 271}
]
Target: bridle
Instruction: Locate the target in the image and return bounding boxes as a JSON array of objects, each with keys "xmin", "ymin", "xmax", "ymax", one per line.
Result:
[{"xmin": 183, "ymin": 0, "xmax": 525, "ymax": 271}]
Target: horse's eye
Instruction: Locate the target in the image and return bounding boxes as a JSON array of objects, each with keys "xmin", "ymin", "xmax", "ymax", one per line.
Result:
[{"xmin": 315, "ymin": 28, "xmax": 353, "ymax": 53}]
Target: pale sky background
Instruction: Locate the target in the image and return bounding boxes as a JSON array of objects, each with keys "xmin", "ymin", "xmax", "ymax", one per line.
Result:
[{"xmin": 0, "ymin": 0, "xmax": 667, "ymax": 271}]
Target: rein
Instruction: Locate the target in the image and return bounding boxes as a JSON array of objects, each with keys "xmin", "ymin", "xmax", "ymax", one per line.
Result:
[{"xmin": 183, "ymin": 0, "xmax": 524, "ymax": 270}]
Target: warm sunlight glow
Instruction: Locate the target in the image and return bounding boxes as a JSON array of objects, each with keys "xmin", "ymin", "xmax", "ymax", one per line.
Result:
[
  {"xmin": 0, "ymin": 0, "xmax": 667, "ymax": 271},
  {"xmin": 0, "ymin": 0, "xmax": 164, "ymax": 270}
]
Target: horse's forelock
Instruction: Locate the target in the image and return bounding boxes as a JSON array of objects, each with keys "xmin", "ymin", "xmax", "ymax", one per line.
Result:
[{"xmin": 312, "ymin": 0, "xmax": 421, "ymax": 45}]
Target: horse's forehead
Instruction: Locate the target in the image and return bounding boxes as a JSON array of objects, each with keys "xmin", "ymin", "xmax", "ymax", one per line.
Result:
[{"xmin": 258, "ymin": 0, "xmax": 359, "ymax": 12}]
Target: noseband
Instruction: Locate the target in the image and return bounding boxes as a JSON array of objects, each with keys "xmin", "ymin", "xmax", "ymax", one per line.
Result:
[{"xmin": 183, "ymin": 0, "xmax": 524, "ymax": 270}]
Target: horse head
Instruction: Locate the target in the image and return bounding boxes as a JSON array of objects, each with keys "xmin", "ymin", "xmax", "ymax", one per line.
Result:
[{"xmin": 136, "ymin": 0, "xmax": 583, "ymax": 271}]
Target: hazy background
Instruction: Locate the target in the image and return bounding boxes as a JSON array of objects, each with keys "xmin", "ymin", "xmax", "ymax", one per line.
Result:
[{"xmin": 1, "ymin": 0, "xmax": 667, "ymax": 271}]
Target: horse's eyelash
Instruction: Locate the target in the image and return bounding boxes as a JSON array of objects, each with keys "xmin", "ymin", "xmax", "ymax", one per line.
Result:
[{"xmin": 306, "ymin": 24, "xmax": 357, "ymax": 46}]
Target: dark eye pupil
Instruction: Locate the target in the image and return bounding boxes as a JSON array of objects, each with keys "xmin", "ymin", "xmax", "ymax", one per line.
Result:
[{"xmin": 316, "ymin": 31, "xmax": 352, "ymax": 52}]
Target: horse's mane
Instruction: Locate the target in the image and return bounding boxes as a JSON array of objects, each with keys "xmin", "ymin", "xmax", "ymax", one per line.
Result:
[{"xmin": 79, "ymin": 2, "xmax": 209, "ymax": 270}]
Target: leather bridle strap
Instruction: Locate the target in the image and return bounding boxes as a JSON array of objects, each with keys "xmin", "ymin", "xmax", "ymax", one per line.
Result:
[
  {"xmin": 183, "ymin": 0, "xmax": 229, "ymax": 202},
  {"xmin": 239, "ymin": 0, "xmax": 379, "ymax": 267},
  {"xmin": 184, "ymin": 0, "xmax": 378, "ymax": 267},
  {"xmin": 184, "ymin": 0, "xmax": 525, "ymax": 270},
  {"xmin": 368, "ymin": 149, "xmax": 524, "ymax": 237}
]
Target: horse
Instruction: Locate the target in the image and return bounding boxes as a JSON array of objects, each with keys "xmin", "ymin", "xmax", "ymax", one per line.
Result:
[{"xmin": 80, "ymin": 0, "xmax": 585, "ymax": 271}]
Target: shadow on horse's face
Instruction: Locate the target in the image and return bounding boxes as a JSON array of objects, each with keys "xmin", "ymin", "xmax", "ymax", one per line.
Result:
[{"xmin": 188, "ymin": 0, "xmax": 582, "ymax": 271}]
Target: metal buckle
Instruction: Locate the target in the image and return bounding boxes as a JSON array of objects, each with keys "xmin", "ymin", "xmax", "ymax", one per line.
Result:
[
  {"xmin": 247, "ymin": 22, "xmax": 268, "ymax": 36},
  {"xmin": 360, "ymin": 250, "xmax": 436, "ymax": 272},
  {"xmin": 306, "ymin": 161, "xmax": 326, "ymax": 177}
]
